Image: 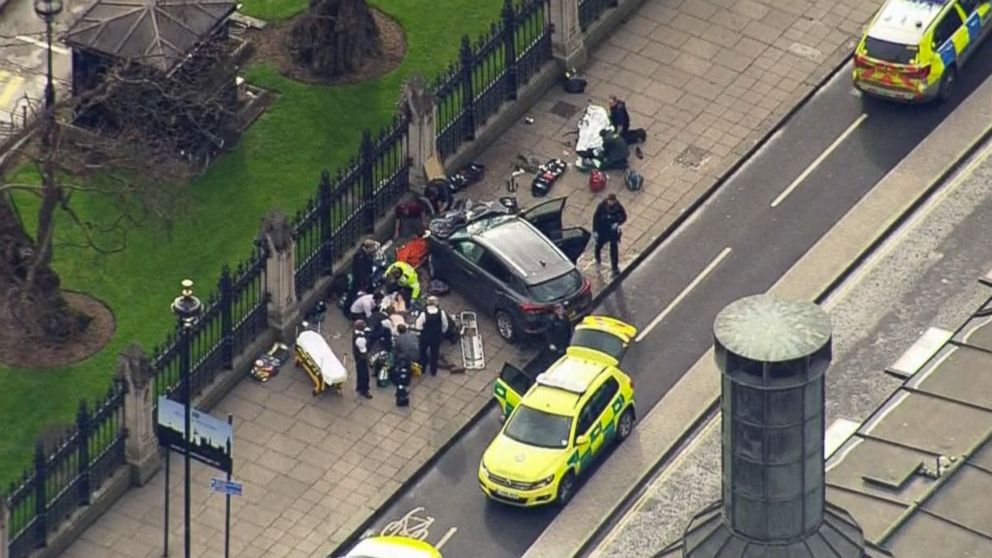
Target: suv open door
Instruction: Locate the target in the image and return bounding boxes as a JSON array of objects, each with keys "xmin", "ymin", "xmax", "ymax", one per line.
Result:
[
  {"xmin": 521, "ymin": 197, "xmax": 591, "ymax": 263},
  {"xmin": 494, "ymin": 362, "xmax": 540, "ymax": 420},
  {"xmin": 567, "ymin": 316, "xmax": 638, "ymax": 366}
]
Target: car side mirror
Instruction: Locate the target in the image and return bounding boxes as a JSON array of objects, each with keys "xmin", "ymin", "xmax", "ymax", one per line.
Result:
[{"xmin": 575, "ymin": 434, "xmax": 589, "ymax": 446}]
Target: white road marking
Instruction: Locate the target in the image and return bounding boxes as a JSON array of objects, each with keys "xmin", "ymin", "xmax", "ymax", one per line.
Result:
[
  {"xmin": 16, "ymin": 35, "xmax": 70, "ymax": 55},
  {"xmin": 823, "ymin": 137, "xmax": 992, "ymax": 309},
  {"xmin": 770, "ymin": 113, "xmax": 868, "ymax": 208},
  {"xmin": 635, "ymin": 247, "xmax": 732, "ymax": 342},
  {"xmin": 380, "ymin": 506, "xmax": 435, "ymax": 541},
  {"xmin": 435, "ymin": 527, "xmax": 457, "ymax": 550}
]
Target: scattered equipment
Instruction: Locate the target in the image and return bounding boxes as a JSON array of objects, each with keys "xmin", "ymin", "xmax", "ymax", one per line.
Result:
[
  {"xmin": 531, "ymin": 158, "xmax": 568, "ymax": 197},
  {"xmin": 250, "ymin": 342, "xmax": 290, "ymax": 383},
  {"xmin": 459, "ymin": 311, "xmax": 486, "ymax": 370},
  {"xmin": 589, "ymin": 169, "xmax": 607, "ymax": 193},
  {"xmin": 624, "ymin": 168, "xmax": 644, "ymax": 191}
]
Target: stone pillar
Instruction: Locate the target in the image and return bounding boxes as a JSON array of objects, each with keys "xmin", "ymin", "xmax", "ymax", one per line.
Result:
[
  {"xmin": 678, "ymin": 294, "xmax": 868, "ymax": 557},
  {"xmin": 260, "ymin": 209, "xmax": 298, "ymax": 341},
  {"xmin": 401, "ymin": 73, "xmax": 439, "ymax": 184},
  {"xmin": 550, "ymin": 0, "xmax": 587, "ymax": 71},
  {"xmin": 117, "ymin": 344, "xmax": 161, "ymax": 486}
]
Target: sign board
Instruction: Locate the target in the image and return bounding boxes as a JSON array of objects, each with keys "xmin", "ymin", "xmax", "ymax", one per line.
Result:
[
  {"xmin": 210, "ymin": 478, "xmax": 243, "ymax": 496},
  {"xmin": 156, "ymin": 396, "xmax": 233, "ymax": 473}
]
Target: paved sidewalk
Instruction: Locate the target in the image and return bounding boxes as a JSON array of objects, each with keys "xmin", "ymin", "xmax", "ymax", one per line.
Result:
[{"xmin": 62, "ymin": 0, "xmax": 877, "ymax": 554}]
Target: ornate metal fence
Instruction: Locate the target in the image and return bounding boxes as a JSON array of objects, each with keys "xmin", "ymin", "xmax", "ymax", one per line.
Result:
[
  {"xmin": 435, "ymin": 0, "xmax": 552, "ymax": 161},
  {"xmin": 293, "ymin": 113, "xmax": 411, "ymax": 293},
  {"xmin": 150, "ymin": 247, "xmax": 268, "ymax": 408},
  {"xmin": 6, "ymin": 383, "xmax": 126, "ymax": 558}
]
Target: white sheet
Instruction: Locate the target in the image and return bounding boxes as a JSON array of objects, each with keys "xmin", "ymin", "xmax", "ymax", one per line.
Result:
[
  {"xmin": 575, "ymin": 104, "xmax": 613, "ymax": 153},
  {"xmin": 296, "ymin": 330, "xmax": 347, "ymax": 385}
]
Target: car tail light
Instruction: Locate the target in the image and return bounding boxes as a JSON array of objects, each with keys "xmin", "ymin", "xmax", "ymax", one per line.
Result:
[
  {"xmin": 902, "ymin": 65, "xmax": 930, "ymax": 80},
  {"xmin": 580, "ymin": 278, "xmax": 591, "ymax": 296},
  {"xmin": 854, "ymin": 53, "xmax": 871, "ymax": 68},
  {"xmin": 519, "ymin": 302, "xmax": 551, "ymax": 314}
]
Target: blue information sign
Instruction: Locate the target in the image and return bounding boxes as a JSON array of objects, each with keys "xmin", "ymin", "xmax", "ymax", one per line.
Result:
[{"xmin": 210, "ymin": 478, "xmax": 243, "ymax": 496}]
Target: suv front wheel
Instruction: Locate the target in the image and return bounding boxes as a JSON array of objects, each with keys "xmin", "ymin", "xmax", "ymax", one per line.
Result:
[{"xmin": 495, "ymin": 309, "xmax": 517, "ymax": 343}]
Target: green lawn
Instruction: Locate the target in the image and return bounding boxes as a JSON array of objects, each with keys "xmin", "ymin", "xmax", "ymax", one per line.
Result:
[{"xmin": 0, "ymin": 0, "xmax": 502, "ymax": 488}]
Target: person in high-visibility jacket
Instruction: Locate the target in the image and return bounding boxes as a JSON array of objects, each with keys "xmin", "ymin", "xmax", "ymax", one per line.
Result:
[{"xmin": 385, "ymin": 260, "xmax": 421, "ymax": 303}]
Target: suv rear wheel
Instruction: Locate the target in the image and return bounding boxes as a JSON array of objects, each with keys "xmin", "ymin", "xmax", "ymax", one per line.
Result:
[{"xmin": 495, "ymin": 309, "xmax": 517, "ymax": 342}]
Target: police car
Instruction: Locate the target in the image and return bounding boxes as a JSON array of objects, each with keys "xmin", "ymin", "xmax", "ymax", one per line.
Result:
[
  {"xmin": 853, "ymin": 0, "xmax": 992, "ymax": 101},
  {"xmin": 479, "ymin": 316, "xmax": 637, "ymax": 507}
]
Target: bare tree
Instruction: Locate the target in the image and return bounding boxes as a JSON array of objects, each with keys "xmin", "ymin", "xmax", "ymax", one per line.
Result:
[
  {"xmin": 289, "ymin": 0, "xmax": 382, "ymax": 77},
  {"xmin": 0, "ymin": 38, "xmax": 239, "ymax": 346}
]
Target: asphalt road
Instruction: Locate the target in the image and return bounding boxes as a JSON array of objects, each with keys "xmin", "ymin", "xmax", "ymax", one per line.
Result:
[
  {"xmin": 592, "ymin": 118, "xmax": 992, "ymax": 558},
  {"xmin": 335, "ymin": 42, "xmax": 992, "ymax": 558}
]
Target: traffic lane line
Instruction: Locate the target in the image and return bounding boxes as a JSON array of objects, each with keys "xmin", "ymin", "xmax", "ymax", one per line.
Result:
[
  {"xmin": 770, "ymin": 113, "xmax": 869, "ymax": 208},
  {"xmin": 16, "ymin": 34, "xmax": 69, "ymax": 55},
  {"xmin": 634, "ymin": 247, "xmax": 733, "ymax": 343}
]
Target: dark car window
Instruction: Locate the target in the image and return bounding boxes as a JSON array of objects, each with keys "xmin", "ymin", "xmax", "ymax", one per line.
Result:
[
  {"xmin": 864, "ymin": 36, "xmax": 917, "ymax": 63},
  {"xmin": 499, "ymin": 364, "xmax": 535, "ymax": 395},
  {"xmin": 593, "ymin": 378, "xmax": 619, "ymax": 416},
  {"xmin": 933, "ymin": 10, "xmax": 963, "ymax": 46},
  {"xmin": 527, "ymin": 270, "xmax": 582, "ymax": 303},
  {"xmin": 571, "ymin": 329, "xmax": 626, "ymax": 361},
  {"xmin": 505, "ymin": 406, "xmax": 572, "ymax": 449},
  {"xmin": 576, "ymin": 400, "xmax": 597, "ymax": 437},
  {"xmin": 453, "ymin": 239, "xmax": 484, "ymax": 263},
  {"xmin": 478, "ymin": 251, "xmax": 513, "ymax": 284}
]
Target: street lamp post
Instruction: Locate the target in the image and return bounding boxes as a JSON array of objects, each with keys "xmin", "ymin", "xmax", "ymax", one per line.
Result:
[
  {"xmin": 170, "ymin": 280, "xmax": 202, "ymax": 558},
  {"xmin": 33, "ymin": 0, "xmax": 63, "ymax": 109}
]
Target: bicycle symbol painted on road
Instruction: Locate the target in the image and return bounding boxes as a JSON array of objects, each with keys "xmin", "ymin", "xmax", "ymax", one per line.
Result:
[
  {"xmin": 380, "ymin": 506, "xmax": 435, "ymax": 541},
  {"xmin": 374, "ymin": 506, "xmax": 458, "ymax": 549}
]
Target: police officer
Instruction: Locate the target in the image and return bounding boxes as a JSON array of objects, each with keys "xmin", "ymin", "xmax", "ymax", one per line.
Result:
[
  {"xmin": 415, "ymin": 296, "xmax": 449, "ymax": 376},
  {"xmin": 545, "ymin": 304, "xmax": 573, "ymax": 359},
  {"xmin": 593, "ymin": 193, "xmax": 628, "ymax": 274},
  {"xmin": 352, "ymin": 320, "xmax": 372, "ymax": 399}
]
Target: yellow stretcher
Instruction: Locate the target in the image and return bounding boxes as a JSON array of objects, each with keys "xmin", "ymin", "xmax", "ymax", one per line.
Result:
[{"xmin": 294, "ymin": 330, "xmax": 348, "ymax": 396}]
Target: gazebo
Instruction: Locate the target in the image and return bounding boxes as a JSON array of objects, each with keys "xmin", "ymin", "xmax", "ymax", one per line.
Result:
[{"xmin": 64, "ymin": 0, "xmax": 244, "ymax": 159}]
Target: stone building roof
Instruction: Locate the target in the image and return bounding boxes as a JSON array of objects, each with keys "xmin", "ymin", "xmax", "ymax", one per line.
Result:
[{"xmin": 65, "ymin": 0, "xmax": 237, "ymax": 73}]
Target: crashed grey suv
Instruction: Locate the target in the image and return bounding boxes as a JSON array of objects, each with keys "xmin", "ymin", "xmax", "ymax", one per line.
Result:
[{"xmin": 427, "ymin": 197, "xmax": 592, "ymax": 343}]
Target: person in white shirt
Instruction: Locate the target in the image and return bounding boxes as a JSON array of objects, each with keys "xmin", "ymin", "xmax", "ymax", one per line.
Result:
[{"xmin": 350, "ymin": 291, "xmax": 383, "ymax": 319}]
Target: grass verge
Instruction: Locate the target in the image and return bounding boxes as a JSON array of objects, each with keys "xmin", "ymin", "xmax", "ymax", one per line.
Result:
[{"xmin": 0, "ymin": 0, "xmax": 501, "ymax": 488}]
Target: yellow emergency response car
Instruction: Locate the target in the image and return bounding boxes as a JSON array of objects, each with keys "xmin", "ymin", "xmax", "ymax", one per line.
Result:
[
  {"xmin": 480, "ymin": 316, "xmax": 637, "ymax": 507},
  {"xmin": 853, "ymin": 0, "xmax": 992, "ymax": 101}
]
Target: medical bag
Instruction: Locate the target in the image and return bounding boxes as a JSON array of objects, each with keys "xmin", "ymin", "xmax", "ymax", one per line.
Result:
[{"xmin": 589, "ymin": 169, "xmax": 607, "ymax": 193}]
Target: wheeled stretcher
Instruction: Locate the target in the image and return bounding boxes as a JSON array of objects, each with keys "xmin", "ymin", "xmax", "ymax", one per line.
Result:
[{"xmin": 294, "ymin": 330, "xmax": 348, "ymax": 395}]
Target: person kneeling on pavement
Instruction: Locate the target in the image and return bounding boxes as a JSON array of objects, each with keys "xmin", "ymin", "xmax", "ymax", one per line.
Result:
[
  {"xmin": 350, "ymin": 291, "xmax": 383, "ymax": 320},
  {"xmin": 415, "ymin": 296, "xmax": 449, "ymax": 376},
  {"xmin": 597, "ymin": 129, "xmax": 630, "ymax": 170},
  {"xmin": 385, "ymin": 260, "xmax": 421, "ymax": 304}
]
